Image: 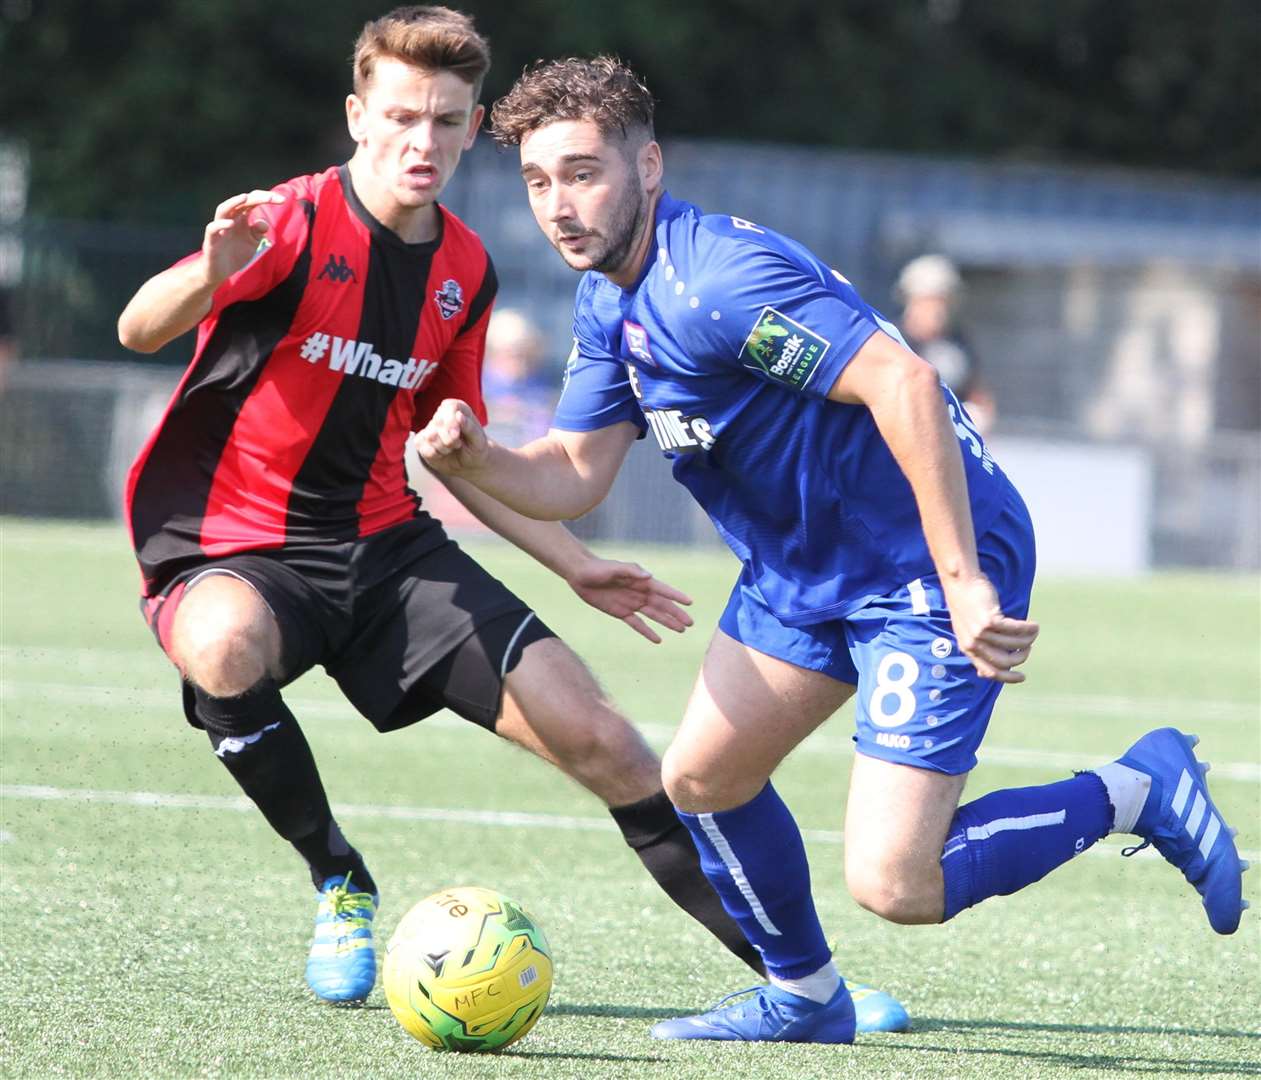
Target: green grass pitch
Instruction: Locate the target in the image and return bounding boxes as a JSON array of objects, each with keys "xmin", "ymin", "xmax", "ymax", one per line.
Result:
[{"xmin": 2, "ymin": 518, "xmax": 1258, "ymax": 1079}]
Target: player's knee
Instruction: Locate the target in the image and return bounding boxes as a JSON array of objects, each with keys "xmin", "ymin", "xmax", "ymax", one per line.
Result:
[
  {"xmin": 593, "ymin": 708, "xmax": 660, "ymax": 779},
  {"xmin": 176, "ymin": 619, "xmax": 272, "ymax": 697},
  {"xmin": 660, "ymin": 746, "xmax": 754, "ymax": 813},
  {"xmin": 562, "ymin": 706, "xmax": 649, "ymax": 776},
  {"xmin": 845, "ymin": 856, "xmax": 943, "ymax": 925},
  {"xmin": 660, "ymin": 743, "xmax": 699, "ymax": 806},
  {"xmin": 171, "ymin": 581, "xmax": 278, "ymax": 696}
]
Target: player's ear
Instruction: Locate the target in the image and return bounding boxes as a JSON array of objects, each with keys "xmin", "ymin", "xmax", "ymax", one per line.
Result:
[
  {"xmin": 638, "ymin": 140, "xmax": 663, "ymax": 194},
  {"xmin": 464, "ymin": 104, "xmax": 486, "ymax": 150},
  {"xmin": 346, "ymin": 94, "xmax": 367, "ymax": 144}
]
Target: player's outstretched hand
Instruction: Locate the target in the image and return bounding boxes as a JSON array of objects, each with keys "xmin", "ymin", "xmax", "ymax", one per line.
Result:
[
  {"xmin": 568, "ymin": 557, "xmax": 694, "ymax": 644},
  {"xmin": 415, "ymin": 399, "xmax": 489, "ymax": 476},
  {"xmin": 943, "ymin": 573, "xmax": 1039, "ymax": 683},
  {"xmin": 204, "ymin": 191, "xmax": 285, "ymax": 285}
]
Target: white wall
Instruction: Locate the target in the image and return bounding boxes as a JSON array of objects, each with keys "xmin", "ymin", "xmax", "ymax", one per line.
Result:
[{"xmin": 989, "ymin": 435, "xmax": 1152, "ymax": 575}]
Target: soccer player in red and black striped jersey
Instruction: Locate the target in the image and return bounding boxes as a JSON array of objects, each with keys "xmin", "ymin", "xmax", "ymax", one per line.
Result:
[{"xmin": 118, "ymin": 6, "xmax": 762, "ymax": 1004}]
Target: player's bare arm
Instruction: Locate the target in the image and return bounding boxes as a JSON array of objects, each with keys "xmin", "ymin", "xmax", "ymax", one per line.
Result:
[
  {"xmin": 117, "ymin": 190, "xmax": 284, "ymax": 353},
  {"xmin": 829, "ymin": 330, "xmax": 1039, "ymax": 682},
  {"xmin": 433, "ymin": 468, "xmax": 692, "ymax": 643},
  {"xmin": 416, "ymin": 398, "xmax": 635, "ymax": 520}
]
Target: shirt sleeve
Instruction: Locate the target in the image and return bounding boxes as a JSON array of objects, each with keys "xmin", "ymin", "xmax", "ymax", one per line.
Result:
[
  {"xmin": 168, "ymin": 181, "xmax": 312, "ymax": 319},
  {"xmin": 413, "ymin": 301, "xmax": 491, "ymax": 430},
  {"xmin": 412, "ymin": 251, "xmax": 497, "ymax": 430},
  {"xmin": 550, "ymin": 278, "xmax": 646, "ymax": 433},
  {"xmin": 675, "ymin": 238, "xmax": 884, "ymax": 398}
]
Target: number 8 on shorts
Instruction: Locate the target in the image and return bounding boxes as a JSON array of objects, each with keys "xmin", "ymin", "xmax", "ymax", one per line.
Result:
[{"xmin": 868, "ymin": 651, "xmax": 919, "ymax": 729}]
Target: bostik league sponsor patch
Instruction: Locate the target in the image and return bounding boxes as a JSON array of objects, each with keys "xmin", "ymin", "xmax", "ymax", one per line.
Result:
[{"xmin": 738, "ymin": 306, "xmax": 830, "ymax": 390}]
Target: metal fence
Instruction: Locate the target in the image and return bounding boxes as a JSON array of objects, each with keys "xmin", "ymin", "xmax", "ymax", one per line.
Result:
[
  {"xmin": 1, "ymin": 359, "xmax": 1257, "ymax": 571},
  {"xmin": 1, "ymin": 140, "xmax": 1258, "ymax": 570}
]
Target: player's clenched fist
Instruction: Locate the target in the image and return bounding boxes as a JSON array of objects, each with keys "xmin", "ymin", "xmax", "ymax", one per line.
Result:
[{"xmin": 415, "ymin": 399, "xmax": 489, "ymax": 476}]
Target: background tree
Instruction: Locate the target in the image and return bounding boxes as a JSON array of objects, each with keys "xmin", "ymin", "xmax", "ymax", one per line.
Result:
[{"xmin": 2, "ymin": 0, "xmax": 1258, "ymax": 225}]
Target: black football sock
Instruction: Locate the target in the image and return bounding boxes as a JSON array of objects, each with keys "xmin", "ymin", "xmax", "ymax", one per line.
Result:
[
  {"xmin": 196, "ymin": 683, "xmax": 375, "ymax": 895},
  {"xmin": 610, "ymin": 789, "xmax": 766, "ymax": 977}
]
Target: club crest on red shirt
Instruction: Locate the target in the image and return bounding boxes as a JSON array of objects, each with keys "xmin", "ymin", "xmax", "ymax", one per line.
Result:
[{"xmin": 434, "ymin": 278, "xmax": 464, "ymax": 320}]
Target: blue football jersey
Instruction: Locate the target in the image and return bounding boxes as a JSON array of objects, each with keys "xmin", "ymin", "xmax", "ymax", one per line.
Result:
[{"xmin": 552, "ymin": 192, "xmax": 1016, "ymax": 626}]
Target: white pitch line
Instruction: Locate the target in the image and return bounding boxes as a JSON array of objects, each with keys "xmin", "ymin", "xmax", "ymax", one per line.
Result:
[
  {"xmin": 0, "ymin": 784, "xmax": 614, "ymax": 833},
  {"xmin": 4, "ymin": 646, "xmax": 1260, "ymax": 723},
  {"xmin": 5, "ymin": 677, "xmax": 1258, "ymax": 782},
  {"xmin": 2, "ymin": 783, "xmax": 1257, "ymax": 864}
]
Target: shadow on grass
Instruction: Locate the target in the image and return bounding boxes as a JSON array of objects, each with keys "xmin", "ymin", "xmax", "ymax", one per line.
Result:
[
  {"xmin": 913, "ymin": 1017, "xmax": 1261, "ymax": 1041},
  {"xmin": 498, "ymin": 1049, "xmax": 665, "ymax": 1064},
  {"xmin": 546, "ymin": 1002, "xmax": 691, "ymax": 1020},
  {"xmin": 875, "ymin": 1017, "xmax": 1261, "ymax": 1076}
]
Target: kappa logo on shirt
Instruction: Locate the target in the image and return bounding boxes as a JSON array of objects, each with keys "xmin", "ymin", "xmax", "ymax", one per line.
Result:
[
  {"xmin": 738, "ymin": 306, "xmax": 830, "ymax": 391},
  {"xmin": 434, "ymin": 278, "xmax": 464, "ymax": 319},
  {"xmin": 298, "ymin": 332, "xmax": 437, "ymax": 390},
  {"xmin": 316, "ymin": 253, "xmax": 358, "ymax": 284}
]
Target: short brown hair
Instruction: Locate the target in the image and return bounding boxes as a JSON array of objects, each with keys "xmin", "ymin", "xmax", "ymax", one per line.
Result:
[
  {"xmin": 490, "ymin": 55, "xmax": 655, "ymax": 147},
  {"xmin": 353, "ymin": 6, "xmax": 491, "ymax": 99}
]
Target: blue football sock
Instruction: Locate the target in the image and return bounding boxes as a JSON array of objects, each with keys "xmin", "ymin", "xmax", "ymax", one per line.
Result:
[
  {"xmin": 941, "ymin": 772, "xmax": 1113, "ymax": 920},
  {"xmin": 674, "ymin": 783, "xmax": 832, "ymax": 980}
]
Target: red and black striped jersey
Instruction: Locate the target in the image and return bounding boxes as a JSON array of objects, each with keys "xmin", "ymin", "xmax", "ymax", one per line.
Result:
[{"xmin": 125, "ymin": 165, "xmax": 496, "ymax": 596}]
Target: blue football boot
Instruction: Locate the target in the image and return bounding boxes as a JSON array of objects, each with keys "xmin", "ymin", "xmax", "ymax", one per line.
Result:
[
  {"xmin": 1117, "ymin": 728, "xmax": 1248, "ymax": 934},
  {"xmin": 304, "ymin": 874, "xmax": 379, "ymax": 1003},
  {"xmin": 848, "ymin": 980, "xmax": 911, "ymax": 1033},
  {"xmin": 650, "ymin": 981, "xmax": 856, "ymax": 1043}
]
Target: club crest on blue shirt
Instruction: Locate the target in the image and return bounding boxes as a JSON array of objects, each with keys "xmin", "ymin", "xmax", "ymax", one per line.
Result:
[
  {"xmin": 739, "ymin": 307, "xmax": 830, "ymax": 390},
  {"xmin": 434, "ymin": 278, "xmax": 464, "ymax": 320},
  {"xmin": 622, "ymin": 321, "xmax": 655, "ymax": 365}
]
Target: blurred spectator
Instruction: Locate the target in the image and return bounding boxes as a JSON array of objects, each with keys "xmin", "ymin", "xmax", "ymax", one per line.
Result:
[
  {"xmin": 896, "ymin": 254, "xmax": 996, "ymax": 434},
  {"xmin": 482, "ymin": 307, "xmax": 557, "ymax": 446},
  {"xmin": 407, "ymin": 307, "xmax": 558, "ymax": 534}
]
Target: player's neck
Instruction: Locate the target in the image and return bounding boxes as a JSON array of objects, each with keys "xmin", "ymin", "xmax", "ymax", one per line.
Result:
[
  {"xmin": 346, "ymin": 158, "xmax": 441, "ymax": 245},
  {"xmin": 604, "ymin": 189, "xmax": 664, "ymax": 291}
]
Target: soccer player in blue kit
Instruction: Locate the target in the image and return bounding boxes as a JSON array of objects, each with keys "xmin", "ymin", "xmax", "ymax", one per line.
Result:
[{"xmin": 417, "ymin": 57, "xmax": 1249, "ymax": 1044}]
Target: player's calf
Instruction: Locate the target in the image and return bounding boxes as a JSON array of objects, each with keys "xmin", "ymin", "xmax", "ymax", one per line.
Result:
[
  {"xmin": 844, "ymin": 745, "xmax": 1113, "ymax": 923},
  {"xmin": 559, "ymin": 706, "xmax": 662, "ymax": 806},
  {"xmin": 196, "ymin": 685, "xmax": 376, "ymax": 894},
  {"xmin": 845, "ymin": 857, "xmax": 946, "ymax": 925},
  {"xmin": 842, "ymin": 753, "xmax": 965, "ymax": 923},
  {"xmin": 499, "ymin": 637, "xmax": 660, "ymax": 807}
]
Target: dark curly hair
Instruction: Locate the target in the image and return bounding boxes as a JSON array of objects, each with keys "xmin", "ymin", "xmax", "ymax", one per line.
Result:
[{"xmin": 490, "ymin": 55, "xmax": 655, "ymax": 147}]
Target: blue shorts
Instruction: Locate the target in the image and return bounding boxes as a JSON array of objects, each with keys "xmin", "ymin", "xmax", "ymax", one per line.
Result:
[{"xmin": 718, "ymin": 488, "xmax": 1036, "ymax": 775}]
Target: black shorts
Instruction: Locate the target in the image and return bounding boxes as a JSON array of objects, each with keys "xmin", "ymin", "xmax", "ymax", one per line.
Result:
[{"xmin": 140, "ymin": 519, "xmax": 554, "ymax": 732}]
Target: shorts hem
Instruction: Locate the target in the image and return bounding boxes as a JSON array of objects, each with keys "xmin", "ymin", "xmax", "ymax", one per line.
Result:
[
  {"xmin": 853, "ymin": 742, "xmax": 977, "ymax": 776},
  {"xmin": 336, "ymin": 600, "xmax": 531, "ymax": 733}
]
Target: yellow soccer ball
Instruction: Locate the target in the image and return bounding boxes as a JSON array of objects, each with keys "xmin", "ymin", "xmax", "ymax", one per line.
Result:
[{"xmin": 383, "ymin": 886, "xmax": 553, "ymax": 1052}]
